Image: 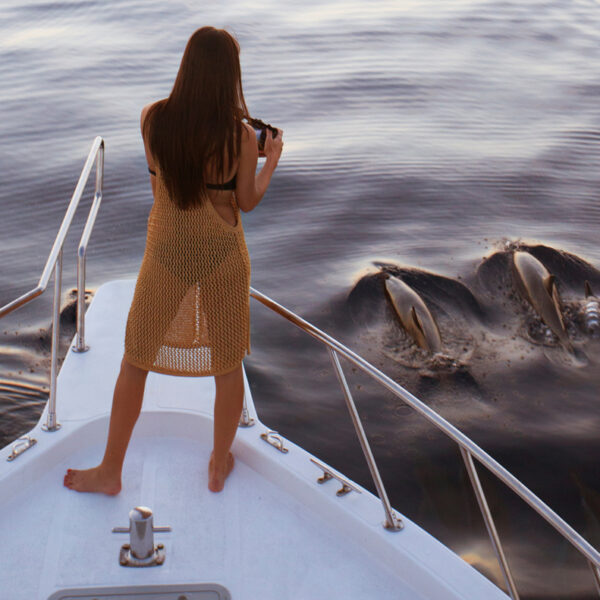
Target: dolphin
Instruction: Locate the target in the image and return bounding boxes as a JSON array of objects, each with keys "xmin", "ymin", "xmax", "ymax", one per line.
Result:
[
  {"xmin": 383, "ymin": 274, "xmax": 442, "ymax": 353},
  {"xmin": 512, "ymin": 251, "xmax": 570, "ymax": 347}
]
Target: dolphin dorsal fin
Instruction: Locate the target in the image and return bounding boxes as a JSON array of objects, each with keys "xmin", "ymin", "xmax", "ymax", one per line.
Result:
[
  {"xmin": 585, "ymin": 280, "xmax": 594, "ymax": 298},
  {"xmin": 543, "ymin": 274, "xmax": 556, "ymax": 297},
  {"xmin": 410, "ymin": 306, "xmax": 425, "ymax": 335}
]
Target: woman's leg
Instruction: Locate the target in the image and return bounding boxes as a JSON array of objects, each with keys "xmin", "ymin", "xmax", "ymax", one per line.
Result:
[
  {"xmin": 208, "ymin": 362, "xmax": 244, "ymax": 492},
  {"xmin": 63, "ymin": 356, "xmax": 149, "ymax": 494}
]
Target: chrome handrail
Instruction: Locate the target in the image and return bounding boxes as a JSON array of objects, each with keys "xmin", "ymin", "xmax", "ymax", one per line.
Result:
[
  {"xmin": 249, "ymin": 286, "xmax": 600, "ymax": 599},
  {"xmin": 0, "ymin": 136, "xmax": 105, "ymax": 431}
]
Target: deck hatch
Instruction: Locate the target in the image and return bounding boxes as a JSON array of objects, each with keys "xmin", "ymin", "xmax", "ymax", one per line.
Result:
[{"xmin": 46, "ymin": 583, "xmax": 231, "ymax": 599}]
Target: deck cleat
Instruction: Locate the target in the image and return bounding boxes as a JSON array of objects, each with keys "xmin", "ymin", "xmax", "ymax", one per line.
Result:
[{"xmin": 112, "ymin": 506, "xmax": 171, "ymax": 567}]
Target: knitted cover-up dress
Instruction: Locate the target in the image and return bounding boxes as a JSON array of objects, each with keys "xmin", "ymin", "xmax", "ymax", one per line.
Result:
[{"xmin": 123, "ymin": 163, "xmax": 251, "ymax": 376}]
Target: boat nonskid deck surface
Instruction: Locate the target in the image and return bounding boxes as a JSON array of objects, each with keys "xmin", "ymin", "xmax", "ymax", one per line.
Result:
[{"xmin": 0, "ymin": 280, "xmax": 508, "ymax": 600}]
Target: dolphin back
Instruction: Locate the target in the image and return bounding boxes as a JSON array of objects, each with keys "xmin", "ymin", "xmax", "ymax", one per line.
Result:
[
  {"xmin": 384, "ymin": 276, "xmax": 442, "ymax": 352},
  {"xmin": 513, "ymin": 251, "xmax": 569, "ymax": 345}
]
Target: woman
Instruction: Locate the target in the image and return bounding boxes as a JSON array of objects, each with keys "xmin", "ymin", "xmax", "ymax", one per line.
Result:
[{"xmin": 63, "ymin": 26, "xmax": 283, "ymax": 495}]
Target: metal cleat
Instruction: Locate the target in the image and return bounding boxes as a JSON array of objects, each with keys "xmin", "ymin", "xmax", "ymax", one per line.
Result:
[{"xmin": 112, "ymin": 506, "xmax": 171, "ymax": 567}]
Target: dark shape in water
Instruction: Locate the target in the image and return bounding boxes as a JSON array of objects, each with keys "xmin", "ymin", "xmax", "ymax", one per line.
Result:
[
  {"xmin": 526, "ymin": 244, "xmax": 600, "ymax": 292},
  {"xmin": 477, "ymin": 244, "xmax": 600, "ymax": 301},
  {"xmin": 348, "ymin": 264, "xmax": 486, "ymax": 329}
]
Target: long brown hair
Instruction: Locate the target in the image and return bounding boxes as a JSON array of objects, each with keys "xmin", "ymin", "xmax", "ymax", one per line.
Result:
[{"xmin": 143, "ymin": 27, "xmax": 250, "ymax": 210}]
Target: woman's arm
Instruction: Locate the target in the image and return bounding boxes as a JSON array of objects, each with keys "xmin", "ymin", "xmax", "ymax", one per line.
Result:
[{"xmin": 235, "ymin": 121, "xmax": 283, "ymax": 212}]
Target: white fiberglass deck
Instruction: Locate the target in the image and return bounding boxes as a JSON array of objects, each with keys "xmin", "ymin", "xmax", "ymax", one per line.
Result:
[{"xmin": 0, "ymin": 280, "xmax": 508, "ymax": 600}]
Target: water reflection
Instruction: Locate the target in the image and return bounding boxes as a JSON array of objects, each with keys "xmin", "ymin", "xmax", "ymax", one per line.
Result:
[{"xmin": 2, "ymin": 0, "xmax": 600, "ymax": 597}]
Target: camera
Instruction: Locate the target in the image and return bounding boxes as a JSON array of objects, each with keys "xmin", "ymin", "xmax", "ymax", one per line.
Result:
[{"xmin": 246, "ymin": 117, "xmax": 279, "ymax": 156}]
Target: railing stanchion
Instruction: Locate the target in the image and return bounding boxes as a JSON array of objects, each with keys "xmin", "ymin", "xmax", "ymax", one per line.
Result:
[
  {"xmin": 461, "ymin": 446, "xmax": 519, "ymax": 599},
  {"xmin": 43, "ymin": 247, "xmax": 63, "ymax": 433},
  {"xmin": 75, "ymin": 237, "xmax": 87, "ymax": 352},
  {"xmin": 74, "ymin": 138, "xmax": 104, "ymax": 353},
  {"xmin": 328, "ymin": 347, "xmax": 403, "ymax": 531},
  {"xmin": 239, "ymin": 390, "xmax": 254, "ymax": 427}
]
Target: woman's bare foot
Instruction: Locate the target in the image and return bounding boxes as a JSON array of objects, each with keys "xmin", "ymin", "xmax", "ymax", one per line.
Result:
[
  {"xmin": 208, "ymin": 450, "xmax": 234, "ymax": 492},
  {"xmin": 63, "ymin": 465, "xmax": 122, "ymax": 495}
]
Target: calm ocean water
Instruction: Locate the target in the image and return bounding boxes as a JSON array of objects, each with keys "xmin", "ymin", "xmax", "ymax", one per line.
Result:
[{"xmin": 1, "ymin": 0, "xmax": 600, "ymax": 597}]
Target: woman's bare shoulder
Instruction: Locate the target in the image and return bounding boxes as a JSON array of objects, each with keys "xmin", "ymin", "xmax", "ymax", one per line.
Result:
[
  {"xmin": 140, "ymin": 99, "xmax": 166, "ymax": 129},
  {"xmin": 140, "ymin": 103, "xmax": 153, "ymax": 133},
  {"xmin": 240, "ymin": 120, "xmax": 255, "ymax": 142},
  {"xmin": 141, "ymin": 103, "xmax": 152, "ymax": 120}
]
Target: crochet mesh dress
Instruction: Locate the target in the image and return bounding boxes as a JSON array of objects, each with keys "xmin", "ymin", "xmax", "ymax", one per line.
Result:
[{"xmin": 124, "ymin": 162, "xmax": 251, "ymax": 376}]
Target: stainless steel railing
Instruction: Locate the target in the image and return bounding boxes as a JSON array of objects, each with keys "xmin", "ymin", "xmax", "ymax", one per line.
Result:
[
  {"xmin": 248, "ymin": 286, "xmax": 600, "ymax": 600},
  {"xmin": 0, "ymin": 136, "xmax": 104, "ymax": 431}
]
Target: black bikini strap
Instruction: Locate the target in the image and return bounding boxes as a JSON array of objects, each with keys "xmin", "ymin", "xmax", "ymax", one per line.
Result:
[
  {"xmin": 147, "ymin": 165, "xmax": 236, "ymax": 190},
  {"xmin": 206, "ymin": 174, "xmax": 237, "ymax": 190}
]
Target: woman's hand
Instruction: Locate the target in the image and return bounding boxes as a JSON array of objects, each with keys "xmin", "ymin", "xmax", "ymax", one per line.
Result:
[{"xmin": 264, "ymin": 128, "xmax": 284, "ymax": 166}]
